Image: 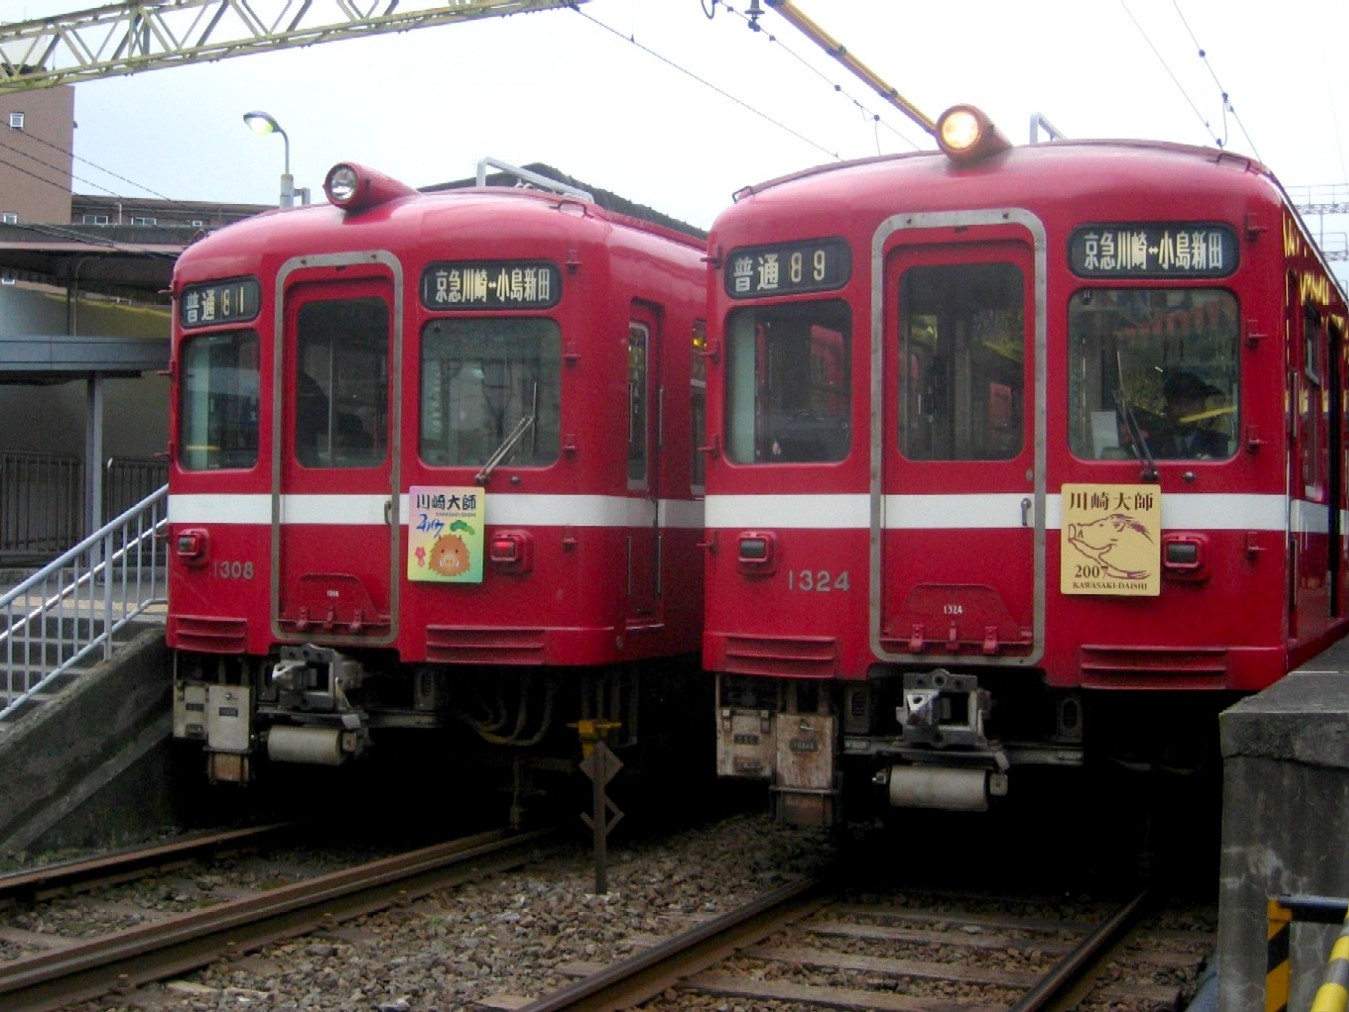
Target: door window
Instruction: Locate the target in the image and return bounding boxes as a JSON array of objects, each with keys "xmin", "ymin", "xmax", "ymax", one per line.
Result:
[
  {"xmin": 691, "ymin": 319, "xmax": 708, "ymax": 493},
  {"xmin": 1301, "ymin": 303, "xmax": 1325, "ymax": 495},
  {"xmin": 628, "ymin": 323, "xmax": 649, "ymax": 489},
  {"xmin": 899, "ymin": 263, "xmax": 1025, "ymax": 461},
  {"xmin": 295, "ymin": 298, "xmax": 389, "ymax": 468}
]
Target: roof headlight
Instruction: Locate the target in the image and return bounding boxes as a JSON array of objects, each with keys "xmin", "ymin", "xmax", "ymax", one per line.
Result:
[
  {"xmin": 325, "ymin": 164, "xmax": 361, "ymax": 206},
  {"xmin": 321, "ymin": 162, "xmax": 418, "ymax": 214},
  {"xmin": 935, "ymin": 105, "xmax": 1013, "ymax": 164},
  {"xmin": 939, "ymin": 108, "xmax": 983, "ymax": 153}
]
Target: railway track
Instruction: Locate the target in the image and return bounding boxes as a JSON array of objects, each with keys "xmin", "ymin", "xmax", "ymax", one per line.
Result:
[
  {"xmin": 0, "ymin": 823, "xmax": 563, "ymax": 1011},
  {"xmin": 0, "ymin": 809, "xmax": 1216, "ymax": 1010},
  {"xmin": 0, "ymin": 822, "xmax": 294, "ymax": 905},
  {"xmin": 524, "ymin": 879, "xmax": 1213, "ymax": 1010}
]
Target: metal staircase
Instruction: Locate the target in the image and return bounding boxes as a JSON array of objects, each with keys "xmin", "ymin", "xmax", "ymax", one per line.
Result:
[{"xmin": 0, "ymin": 486, "xmax": 168, "ymax": 727}]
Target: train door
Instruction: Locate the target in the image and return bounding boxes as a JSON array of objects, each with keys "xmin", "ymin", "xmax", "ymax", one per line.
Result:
[
  {"xmin": 1290, "ymin": 296, "xmax": 1341, "ymax": 642},
  {"xmin": 626, "ymin": 306, "xmax": 661, "ymax": 625},
  {"xmin": 872, "ymin": 214, "xmax": 1046, "ymax": 665},
  {"xmin": 271, "ymin": 256, "xmax": 401, "ymax": 644}
]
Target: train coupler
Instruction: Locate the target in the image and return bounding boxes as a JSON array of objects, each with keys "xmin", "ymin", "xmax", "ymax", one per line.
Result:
[
  {"xmin": 896, "ymin": 669, "xmax": 991, "ymax": 749},
  {"xmin": 268, "ymin": 644, "xmax": 365, "ymax": 713}
]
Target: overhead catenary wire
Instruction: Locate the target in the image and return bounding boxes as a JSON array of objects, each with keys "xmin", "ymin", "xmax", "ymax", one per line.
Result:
[
  {"xmin": 5, "ymin": 2, "xmax": 927, "ymax": 224},
  {"xmin": 1170, "ymin": 0, "xmax": 1262, "ymax": 162},
  {"xmin": 4, "ymin": 124, "xmax": 208, "ymax": 208},
  {"xmin": 0, "ymin": 110, "xmax": 251, "ymax": 268},
  {"xmin": 0, "ymin": 144, "xmax": 187, "ymax": 259},
  {"xmin": 707, "ymin": 0, "xmax": 924, "ymax": 153},
  {"xmin": 572, "ymin": 4, "xmax": 840, "ymax": 160},
  {"xmin": 1120, "ymin": 0, "xmax": 1222, "ymax": 149},
  {"xmin": 0, "ymin": 136, "xmax": 155, "ymax": 205},
  {"xmin": 9, "ymin": 2, "xmax": 1342, "ymax": 239}
]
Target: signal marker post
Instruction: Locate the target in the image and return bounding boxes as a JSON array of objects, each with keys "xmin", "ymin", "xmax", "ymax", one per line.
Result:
[{"xmin": 574, "ymin": 719, "xmax": 623, "ymax": 894}]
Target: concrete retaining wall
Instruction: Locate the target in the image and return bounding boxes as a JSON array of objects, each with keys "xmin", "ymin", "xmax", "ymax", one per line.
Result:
[
  {"xmin": 0, "ymin": 627, "xmax": 179, "ymax": 855},
  {"xmin": 1218, "ymin": 641, "xmax": 1349, "ymax": 1011}
]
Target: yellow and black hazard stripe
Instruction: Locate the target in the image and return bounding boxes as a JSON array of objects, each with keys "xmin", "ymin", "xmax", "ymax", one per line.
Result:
[
  {"xmin": 1268, "ymin": 898, "xmax": 1293, "ymax": 1012},
  {"xmin": 1269, "ymin": 895, "xmax": 1349, "ymax": 1012}
]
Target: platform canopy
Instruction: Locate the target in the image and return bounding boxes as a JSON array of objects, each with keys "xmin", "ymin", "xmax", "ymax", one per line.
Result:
[
  {"xmin": 0, "ymin": 222, "xmax": 186, "ymax": 302},
  {"xmin": 0, "ymin": 333, "xmax": 168, "ymax": 383}
]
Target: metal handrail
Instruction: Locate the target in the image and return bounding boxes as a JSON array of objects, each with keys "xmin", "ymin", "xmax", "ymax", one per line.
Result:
[
  {"xmin": 1266, "ymin": 894, "xmax": 1349, "ymax": 1012},
  {"xmin": 1, "ymin": 484, "xmax": 168, "ymax": 720}
]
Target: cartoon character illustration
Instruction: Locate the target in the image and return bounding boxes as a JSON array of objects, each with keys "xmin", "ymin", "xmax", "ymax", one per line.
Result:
[
  {"xmin": 428, "ymin": 533, "xmax": 471, "ymax": 577},
  {"xmin": 1066, "ymin": 513, "xmax": 1154, "ymax": 580},
  {"xmin": 425, "ymin": 521, "xmax": 478, "ymax": 578}
]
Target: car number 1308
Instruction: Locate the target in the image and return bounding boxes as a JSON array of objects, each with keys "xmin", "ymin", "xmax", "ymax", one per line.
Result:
[{"xmin": 787, "ymin": 570, "xmax": 850, "ymax": 592}]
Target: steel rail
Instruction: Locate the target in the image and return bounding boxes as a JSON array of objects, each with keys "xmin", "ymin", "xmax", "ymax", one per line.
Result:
[
  {"xmin": 528, "ymin": 882, "xmax": 1156, "ymax": 1011},
  {"xmin": 1010, "ymin": 888, "xmax": 1152, "ymax": 1011},
  {"xmin": 0, "ymin": 822, "xmax": 293, "ymax": 904},
  {"xmin": 0, "ymin": 825, "xmax": 562, "ymax": 1012},
  {"xmin": 519, "ymin": 874, "xmax": 831, "ymax": 1011}
]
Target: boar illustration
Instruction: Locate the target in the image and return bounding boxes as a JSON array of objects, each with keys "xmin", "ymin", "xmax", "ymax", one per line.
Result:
[
  {"xmin": 428, "ymin": 533, "xmax": 471, "ymax": 577},
  {"xmin": 1066, "ymin": 513, "xmax": 1154, "ymax": 580}
]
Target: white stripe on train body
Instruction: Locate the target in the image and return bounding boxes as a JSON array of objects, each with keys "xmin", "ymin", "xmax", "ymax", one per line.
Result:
[
  {"xmin": 170, "ymin": 493, "xmax": 706, "ymax": 529},
  {"xmin": 705, "ymin": 492, "xmax": 1292, "ymax": 532}
]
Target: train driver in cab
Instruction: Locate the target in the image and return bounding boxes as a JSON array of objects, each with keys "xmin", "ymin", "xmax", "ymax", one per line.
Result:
[{"xmin": 1152, "ymin": 371, "xmax": 1229, "ymax": 459}]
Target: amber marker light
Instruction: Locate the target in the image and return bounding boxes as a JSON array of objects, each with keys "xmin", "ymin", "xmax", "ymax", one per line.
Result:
[{"xmin": 935, "ymin": 105, "xmax": 1013, "ymax": 164}]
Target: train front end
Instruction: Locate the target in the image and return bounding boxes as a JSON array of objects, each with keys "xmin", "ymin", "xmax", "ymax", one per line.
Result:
[
  {"xmin": 705, "ymin": 107, "xmax": 1349, "ymax": 826},
  {"xmin": 167, "ymin": 163, "xmax": 706, "ymax": 786}
]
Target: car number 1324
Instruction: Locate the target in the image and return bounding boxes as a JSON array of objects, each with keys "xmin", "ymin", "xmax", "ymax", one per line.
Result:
[{"xmin": 787, "ymin": 570, "xmax": 850, "ymax": 592}]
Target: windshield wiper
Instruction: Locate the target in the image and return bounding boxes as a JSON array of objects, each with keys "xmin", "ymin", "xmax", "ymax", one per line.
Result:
[
  {"xmin": 1114, "ymin": 351, "xmax": 1157, "ymax": 482},
  {"xmin": 475, "ymin": 414, "xmax": 536, "ymax": 485}
]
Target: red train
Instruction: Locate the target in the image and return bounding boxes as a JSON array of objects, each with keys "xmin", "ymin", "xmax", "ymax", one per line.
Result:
[
  {"xmin": 166, "ymin": 162, "xmax": 707, "ymax": 786},
  {"xmin": 705, "ymin": 106, "xmax": 1349, "ymax": 825}
]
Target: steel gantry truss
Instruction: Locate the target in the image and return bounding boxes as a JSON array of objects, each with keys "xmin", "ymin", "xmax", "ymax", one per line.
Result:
[
  {"xmin": 1288, "ymin": 185, "xmax": 1349, "ymax": 263},
  {"xmin": 0, "ymin": 0, "xmax": 584, "ymax": 94}
]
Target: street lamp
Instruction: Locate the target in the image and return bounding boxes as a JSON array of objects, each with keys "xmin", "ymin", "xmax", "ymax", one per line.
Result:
[{"xmin": 242, "ymin": 109, "xmax": 294, "ymax": 208}]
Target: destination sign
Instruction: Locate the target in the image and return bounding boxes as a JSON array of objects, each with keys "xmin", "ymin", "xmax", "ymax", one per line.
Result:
[
  {"xmin": 725, "ymin": 238, "xmax": 851, "ymax": 298},
  {"xmin": 422, "ymin": 261, "xmax": 561, "ymax": 310},
  {"xmin": 1070, "ymin": 224, "xmax": 1238, "ymax": 278},
  {"xmin": 180, "ymin": 278, "xmax": 261, "ymax": 328}
]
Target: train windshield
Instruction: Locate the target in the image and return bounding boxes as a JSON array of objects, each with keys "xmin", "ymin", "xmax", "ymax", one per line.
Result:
[
  {"xmin": 724, "ymin": 300, "xmax": 851, "ymax": 463},
  {"xmin": 178, "ymin": 330, "xmax": 259, "ymax": 471},
  {"xmin": 419, "ymin": 318, "xmax": 561, "ymax": 468},
  {"xmin": 1068, "ymin": 289, "xmax": 1239, "ymax": 461}
]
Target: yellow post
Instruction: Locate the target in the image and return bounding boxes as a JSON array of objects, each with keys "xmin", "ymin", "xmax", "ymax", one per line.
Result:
[{"xmin": 1268, "ymin": 898, "xmax": 1292, "ymax": 1012}]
